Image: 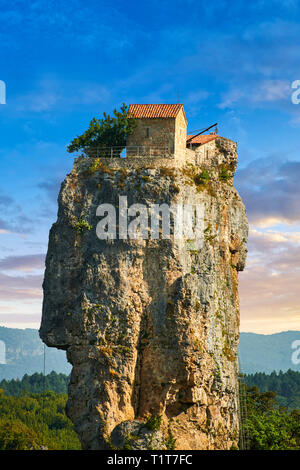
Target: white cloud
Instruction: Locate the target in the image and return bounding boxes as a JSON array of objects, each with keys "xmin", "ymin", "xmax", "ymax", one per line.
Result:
[
  {"xmin": 240, "ymin": 222, "xmax": 300, "ymax": 333},
  {"xmin": 219, "ymin": 79, "xmax": 291, "ymax": 110},
  {"xmin": 252, "ymin": 79, "xmax": 291, "ymax": 103},
  {"xmin": 14, "ymin": 78, "xmax": 111, "ymax": 114}
]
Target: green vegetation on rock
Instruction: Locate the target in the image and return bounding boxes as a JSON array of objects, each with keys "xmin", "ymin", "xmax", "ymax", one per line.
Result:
[{"xmin": 67, "ymin": 103, "xmax": 136, "ymax": 156}]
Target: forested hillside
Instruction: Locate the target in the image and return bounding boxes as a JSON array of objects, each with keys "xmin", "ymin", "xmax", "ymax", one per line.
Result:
[
  {"xmin": 0, "ymin": 369, "xmax": 300, "ymax": 450},
  {"xmin": 0, "ymin": 390, "xmax": 80, "ymax": 450},
  {"xmin": 241, "ymin": 384, "xmax": 300, "ymax": 450},
  {"xmin": 0, "ymin": 371, "xmax": 69, "ymax": 395},
  {"xmin": 244, "ymin": 369, "xmax": 300, "ymax": 410}
]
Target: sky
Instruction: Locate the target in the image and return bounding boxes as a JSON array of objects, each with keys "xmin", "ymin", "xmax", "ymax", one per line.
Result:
[{"xmin": 0, "ymin": 0, "xmax": 299, "ymax": 333}]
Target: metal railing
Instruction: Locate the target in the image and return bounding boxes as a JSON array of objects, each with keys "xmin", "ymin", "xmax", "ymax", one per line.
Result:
[{"xmin": 82, "ymin": 146, "xmax": 172, "ymax": 158}]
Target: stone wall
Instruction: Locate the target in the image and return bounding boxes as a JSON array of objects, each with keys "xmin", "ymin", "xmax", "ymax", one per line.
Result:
[
  {"xmin": 126, "ymin": 108, "xmax": 187, "ymax": 158},
  {"xmin": 194, "ymin": 138, "xmax": 237, "ymax": 169},
  {"xmin": 127, "ymin": 118, "xmax": 176, "ymax": 155},
  {"xmin": 174, "ymin": 108, "xmax": 187, "ymax": 158},
  {"xmin": 78, "ymin": 135, "xmax": 236, "ymax": 173}
]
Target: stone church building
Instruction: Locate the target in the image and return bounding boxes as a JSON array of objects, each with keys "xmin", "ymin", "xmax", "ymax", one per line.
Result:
[{"xmin": 127, "ymin": 103, "xmax": 223, "ymax": 164}]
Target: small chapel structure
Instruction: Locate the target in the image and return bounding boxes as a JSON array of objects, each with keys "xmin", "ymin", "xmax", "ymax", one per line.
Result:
[
  {"xmin": 127, "ymin": 103, "xmax": 188, "ymax": 156},
  {"xmin": 127, "ymin": 103, "xmax": 220, "ymax": 161}
]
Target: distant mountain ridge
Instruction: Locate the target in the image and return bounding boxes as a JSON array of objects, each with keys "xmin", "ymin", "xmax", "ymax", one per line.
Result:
[
  {"xmin": 0, "ymin": 326, "xmax": 71, "ymax": 380},
  {"xmin": 0, "ymin": 326, "xmax": 299, "ymax": 379},
  {"xmin": 239, "ymin": 330, "xmax": 300, "ymax": 374}
]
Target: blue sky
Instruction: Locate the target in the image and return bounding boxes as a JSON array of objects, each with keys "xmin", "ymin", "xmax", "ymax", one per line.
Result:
[{"xmin": 0, "ymin": 0, "xmax": 300, "ymax": 332}]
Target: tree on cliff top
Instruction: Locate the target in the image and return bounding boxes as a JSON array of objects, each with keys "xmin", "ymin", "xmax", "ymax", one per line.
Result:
[{"xmin": 67, "ymin": 103, "xmax": 136, "ymax": 156}]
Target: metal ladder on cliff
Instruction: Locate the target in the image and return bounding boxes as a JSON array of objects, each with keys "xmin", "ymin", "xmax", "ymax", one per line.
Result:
[
  {"xmin": 223, "ymin": 316, "xmax": 249, "ymax": 450},
  {"xmin": 238, "ymin": 362, "xmax": 250, "ymax": 450},
  {"xmin": 42, "ymin": 344, "xmax": 46, "ymax": 416}
]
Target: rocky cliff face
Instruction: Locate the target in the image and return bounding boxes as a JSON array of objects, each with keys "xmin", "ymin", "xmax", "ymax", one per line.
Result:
[{"xmin": 40, "ymin": 141, "xmax": 248, "ymax": 450}]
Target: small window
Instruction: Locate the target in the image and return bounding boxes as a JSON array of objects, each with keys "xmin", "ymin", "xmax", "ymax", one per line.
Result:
[{"xmin": 146, "ymin": 127, "xmax": 150, "ymax": 137}]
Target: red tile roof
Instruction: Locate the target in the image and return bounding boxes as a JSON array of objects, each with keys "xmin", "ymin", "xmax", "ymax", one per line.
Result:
[
  {"xmin": 186, "ymin": 134, "xmax": 219, "ymax": 145},
  {"xmin": 128, "ymin": 104, "xmax": 186, "ymax": 122}
]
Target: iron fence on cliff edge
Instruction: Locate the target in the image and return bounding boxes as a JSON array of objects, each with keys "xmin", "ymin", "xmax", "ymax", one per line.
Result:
[{"xmin": 77, "ymin": 145, "xmax": 172, "ymax": 158}]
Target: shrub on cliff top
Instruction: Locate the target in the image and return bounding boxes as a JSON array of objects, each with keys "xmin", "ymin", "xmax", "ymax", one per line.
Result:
[{"xmin": 67, "ymin": 103, "xmax": 136, "ymax": 156}]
